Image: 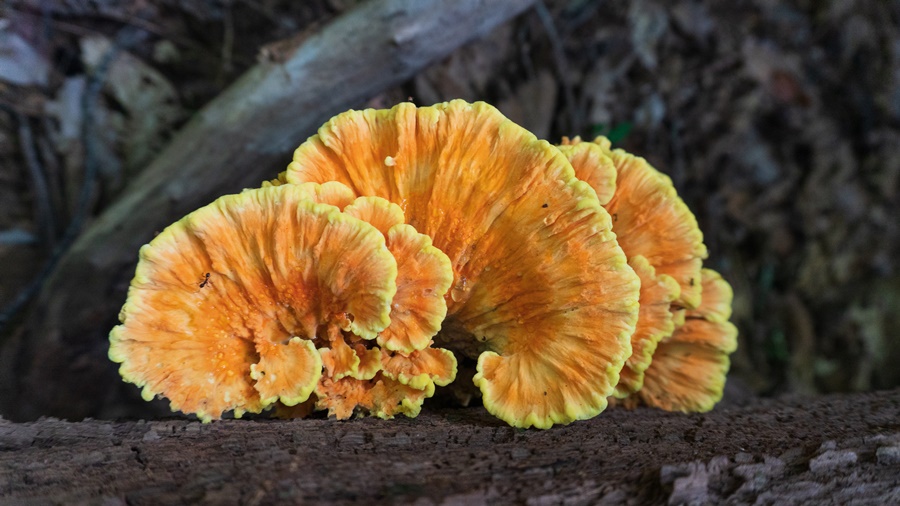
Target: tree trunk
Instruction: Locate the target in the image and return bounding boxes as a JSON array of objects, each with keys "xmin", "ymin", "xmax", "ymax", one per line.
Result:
[
  {"xmin": 1, "ymin": 390, "xmax": 898, "ymax": 504},
  {"xmin": 0, "ymin": 0, "xmax": 537, "ymax": 421}
]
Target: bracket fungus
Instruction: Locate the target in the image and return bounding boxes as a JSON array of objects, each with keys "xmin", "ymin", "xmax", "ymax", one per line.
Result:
[
  {"xmin": 558, "ymin": 137, "xmax": 713, "ymax": 400},
  {"xmin": 110, "ymin": 99, "xmax": 738, "ymax": 428},
  {"xmin": 613, "ymin": 255, "xmax": 680, "ymax": 398},
  {"xmin": 282, "ymin": 100, "xmax": 640, "ymax": 428},
  {"xmin": 110, "ymin": 182, "xmax": 456, "ymax": 422},
  {"xmin": 632, "ymin": 269, "xmax": 739, "ymax": 412},
  {"xmin": 292, "ymin": 187, "xmax": 457, "ymax": 419},
  {"xmin": 560, "ymin": 136, "xmax": 707, "ymax": 310}
]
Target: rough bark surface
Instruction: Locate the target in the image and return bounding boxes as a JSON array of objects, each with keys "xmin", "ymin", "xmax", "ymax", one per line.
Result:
[
  {"xmin": 0, "ymin": 0, "xmax": 537, "ymax": 422},
  {"xmin": 1, "ymin": 390, "xmax": 898, "ymax": 505}
]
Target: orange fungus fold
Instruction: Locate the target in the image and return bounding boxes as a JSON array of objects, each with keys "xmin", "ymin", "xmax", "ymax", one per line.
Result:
[
  {"xmin": 612, "ymin": 255, "xmax": 680, "ymax": 398},
  {"xmin": 112, "ymin": 181, "xmax": 458, "ymax": 421},
  {"xmin": 285, "ymin": 100, "xmax": 640, "ymax": 428},
  {"xmin": 112, "ymin": 99, "xmax": 737, "ymax": 427},
  {"xmin": 635, "ymin": 269, "xmax": 739, "ymax": 412},
  {"xmin": 109, "ymin": 185, "xmax": 398, "ymax": 422},
  {"xmin": 260, "ymin": 185, "xmax": 458, "ymax": 419},
  {"xmin": 560, "ymin": 137, "xmax": 707, "ymax": 310}
]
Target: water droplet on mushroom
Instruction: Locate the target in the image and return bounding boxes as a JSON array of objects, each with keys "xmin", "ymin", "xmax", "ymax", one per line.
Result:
[{"xmin": 450, "ymin": 276, "xmax": 469, "ymax": 301}]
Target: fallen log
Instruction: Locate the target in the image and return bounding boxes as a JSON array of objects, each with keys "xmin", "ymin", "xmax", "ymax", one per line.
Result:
[
  {"xmin": 0, "ymin": 0, "xmax": 536, "ymax": 421},
  {"xmin": 1, "ymin": 390, "xmax": 898, "ymax": 504}
]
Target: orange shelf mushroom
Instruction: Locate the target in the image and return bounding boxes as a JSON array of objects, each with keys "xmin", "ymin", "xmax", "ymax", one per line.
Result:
[
  {"xmin": 558, "ymin": 137, "xmax": 711, "ymax": 400},
  {"xmin": 612, "ymin": 255, "xmax": 680, "ymax": 398},
  {"xmin": 632, "ymin": 269, "xmax": 739, "ymax": 412},
  {"xmin": 282, "ymin": 100, "xmax": 640, "ymax": 429},
  {"xmin": 109, "ymin": 185, "xmax": 397, "ymax": 422},
  {"xmin": 559, "ymin": 136, "xmax": 707, "ymax": 309},
  {"xmin": 110, "ymin": 182, "xmax": 457, "ymax": 422},
  {"xmin": 293, "ymin": 187, "xmax": 458, "ymax": 419}
]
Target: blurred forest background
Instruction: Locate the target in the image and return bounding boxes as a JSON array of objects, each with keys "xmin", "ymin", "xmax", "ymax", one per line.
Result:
[{"xmin": 0, "ymin": 0, "xmax": 898, "ymax": 420}]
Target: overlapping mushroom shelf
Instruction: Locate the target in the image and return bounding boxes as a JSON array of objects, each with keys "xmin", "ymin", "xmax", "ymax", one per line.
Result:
[
  {"xmin": 109, "ymin": 100, "xmax": 738, "ymax": 429},
  {"xmin": 110, "ymin": 182, "xmax": 457, "ymax": 422}
]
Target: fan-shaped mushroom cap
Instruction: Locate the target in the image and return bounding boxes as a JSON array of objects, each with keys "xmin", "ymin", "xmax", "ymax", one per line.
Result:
[
  {"xmin": 314, "ymin": 344, "xmax": 457, "ymax": 420},
  {"xmin": 343, "ymin": 196, "xmax": 405, "ymax": 235},
  {"xmin": 109, "ymin": 185, "xmax": 398, "ymax": 422},
  {"xmin": 343, "ymin": 197, "xmax": 453, "ymax": 354},
  {"xmin": 378, "ymin": 224, "xmax": 453, "ymax": 353},
  {"xmin": 254, "ymin": 183, "xmax": 451, "ymax": 353},
  {"xmin": 285, "ymin": 100, "xmax": 640, "ymax": 428},
  {"xmin": 636, "ymin": 269, "xmax": 738, "ymax": 412},
  {"xmin": 381, "ymin": 347, "xmax": 458, "ymax": 393},
  {"xmin": 558, "ymin": 137, "xmax": 616, "ymax": 206},
  {"xmin": 562, "ymin": 137, "xmax": 707, "ymax": 309},
  {"xmin": 256, "ymin": 179, "xmax": 356, "ymax": 210},
  {"xmin": 259, "ymin": 189, "xmax": 457, "ymax": 419},
  {"xmin": 612, "ymin": 255, "xmax": 680, "ymax": 398}
]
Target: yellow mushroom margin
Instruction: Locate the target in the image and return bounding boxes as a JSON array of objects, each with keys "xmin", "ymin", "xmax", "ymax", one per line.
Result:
[
  {"xmin": 285, "ymin": 100, "xmax": 640, "ymax": 428},
  {"xmin": 635, "ymin": 268, "xmax": 739, "ymax": 412},
  {"xmin": 109, "ymin": 185, "xmax": 398, "ymax": 422},
  {"xmin": 557, "ymin": 137, "xmax": 617, "ymax": 206},
  {"xmin": 254, "ymin": 178, "xmax": 356, "ymax": 210}
]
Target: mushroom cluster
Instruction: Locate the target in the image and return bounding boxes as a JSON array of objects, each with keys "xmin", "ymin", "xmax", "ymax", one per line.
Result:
[
  {"xmin": 559, "ymin": 136, "xmax": 738, "ymax": 411},
  {"xmin": 110, "ymin": 100, "xmax": 737, "ymax": 428},
  {"xmin": 110, "ymin": 182, "xmax": 456, "ymax": 422}
]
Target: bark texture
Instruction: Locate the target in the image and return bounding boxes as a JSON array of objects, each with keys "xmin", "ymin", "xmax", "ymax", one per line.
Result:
[
  {"xmin": 0, "ymin": 0, "xmax": 537, "ymax": 422},
  {"xmin": 1, "ymin": 390, "xmax": 899, "ymax": 505}
]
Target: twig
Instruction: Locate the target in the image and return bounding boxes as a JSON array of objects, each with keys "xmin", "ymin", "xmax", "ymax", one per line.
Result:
[
  {"xmin": 0, "ymin": 28, "xmax": 141, "ymax": 335},
  {"xmin": 534, "ymin": 1, "xmax": 580, "ymax": 135},
  {"xmin": 14, "ymin": 110, "xmax": 57, "ymax": 246}
]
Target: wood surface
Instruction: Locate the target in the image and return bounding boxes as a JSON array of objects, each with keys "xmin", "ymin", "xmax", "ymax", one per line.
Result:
[{"xmin": 1, "ymin": 389, "xmax": 898, "ymax": 504}]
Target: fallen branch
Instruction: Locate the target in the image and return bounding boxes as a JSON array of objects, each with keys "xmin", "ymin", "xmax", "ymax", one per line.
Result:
[{"xmin": 0, "ymin": 0, "xmax": 537, "ymax": 421}]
